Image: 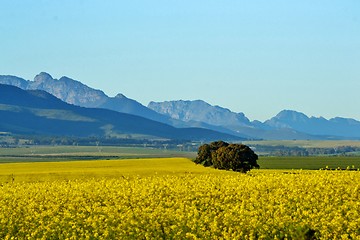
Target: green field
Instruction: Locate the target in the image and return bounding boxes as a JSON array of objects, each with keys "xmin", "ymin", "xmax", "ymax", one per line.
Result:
[{"xmin": 0, "ymin": 146, "xmax": 196, "ymax": 163}]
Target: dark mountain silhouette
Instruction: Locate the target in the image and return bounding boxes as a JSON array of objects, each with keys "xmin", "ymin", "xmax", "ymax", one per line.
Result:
[{"xmin": 0, "ymin": 84, "xmax": 242, "ymax": 141}]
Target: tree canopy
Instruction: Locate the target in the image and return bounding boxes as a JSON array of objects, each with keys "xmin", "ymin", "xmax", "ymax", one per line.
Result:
[{"xmin": 194, "ymin": 141, "xmax": 259, "ymax": 173}]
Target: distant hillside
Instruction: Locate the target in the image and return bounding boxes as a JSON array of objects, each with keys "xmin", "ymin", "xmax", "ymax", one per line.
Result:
[
  {"xmin": 148, "ymin": 100, "xmax": 315, "ymax": 140},
  {"xmin": 0, "ymin": 73, "xmax": 174, "ymax": 125},
  {"xmin": 148, "ymin": 100, "xmax": 360, "ymax": 140},
  {"xmin": 0, "ymin": 73, "xmax": 266, "ymax": 139},
  {"xmin": 148, "ymin": 100, "xmax": 252, "ymax": 128},
  {"xmin": 0, "ymin": 84, "xmax": 242, "ymax": 141},
  {"xmin": 2, "ymin": 73, "xmax": 360, "ymax": 140},
  {"xmin": 265, "ymin": 110, "xmax": 360, "ymax": 139}
]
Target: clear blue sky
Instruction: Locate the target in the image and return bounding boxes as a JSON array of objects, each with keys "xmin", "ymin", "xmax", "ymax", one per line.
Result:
[{"xmin": 1, "ymin": 0, "xmax": 359, "ymax": 121}]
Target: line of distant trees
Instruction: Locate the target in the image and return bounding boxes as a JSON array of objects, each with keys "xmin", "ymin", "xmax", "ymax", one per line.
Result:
[
  {"xmin": 1, "ymin": 135, "xmax": 360, "ymax": 156},
  {"xmin": 250, "ymin": 145, "xmax": 360, "ymax": 156},
  {"xmin": 0, "ymin": 135, "xmax": 200, "ymax": 151}
]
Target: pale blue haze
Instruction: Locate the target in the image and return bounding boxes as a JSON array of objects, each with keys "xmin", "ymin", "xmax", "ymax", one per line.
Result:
[{"xmin": 1, "ymin": 0, "xmax": 359, "ymax": 121}]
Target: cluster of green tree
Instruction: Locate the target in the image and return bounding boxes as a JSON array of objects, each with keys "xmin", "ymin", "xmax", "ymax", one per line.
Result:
[
  {"xmin": 2, "ymin": 135, "xmax": 200, "ymax": 151},
  {"xmin": 252, "ymin": 145, "xmax": 360, "ymax": 156},
  {"xmin": 194, "ymin": 141, "xmax": 259, "ymax": 173}
]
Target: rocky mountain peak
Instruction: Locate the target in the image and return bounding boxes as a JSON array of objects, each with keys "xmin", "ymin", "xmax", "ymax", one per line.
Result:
[
  {"xmin": 115, "ymin": 93, "xmax": 128, "ymax": 99},
  {"xmin": 34, "ymin": 72, "xmax": 54, "ymax": 82},
  {"xmin": 274, "ymin": 110, "xmax": 309, "ymax": 122},
  {"xmin": 148, "ymin": 100, "xmax": 252, "ymax": 128}
]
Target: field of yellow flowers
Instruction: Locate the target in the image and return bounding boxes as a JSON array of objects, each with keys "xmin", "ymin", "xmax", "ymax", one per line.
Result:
[{"xmin": 0, "ymin": 158, "xmax": 359, "ymax": 239}]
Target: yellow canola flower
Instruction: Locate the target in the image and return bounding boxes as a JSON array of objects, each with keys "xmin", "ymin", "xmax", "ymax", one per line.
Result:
[{"xmin": 0, "ymin": 171, "xmax": 358, "ymax": 239}]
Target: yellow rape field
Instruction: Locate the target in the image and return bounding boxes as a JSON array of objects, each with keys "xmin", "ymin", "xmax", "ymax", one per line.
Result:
[{"xmin": 0, "ymin": 158, "xmax": 359, "ymax": 239}]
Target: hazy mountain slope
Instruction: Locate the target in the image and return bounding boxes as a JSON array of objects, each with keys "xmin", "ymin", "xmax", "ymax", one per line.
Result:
[
  {"xmin": 0, "ymin": 84, "xmax": 241, "ymax": 141},
  {"xmin": 148, "ymin": 100, "xmax": 252, "ymax": 128},
  {"xmin": 29, "ymin": 73, "xmax": 108, "ymax": 107},
  {"xmin": 0, "ymin": 75, "xmax": 29, "ymax": 89},
  {"xmin": 99, "ymin": 93, "xmax": 173, "ymax": 124},
  {"xmin": 265, "ymin": 110, "xmax": 360, "ymax": 139},
  {"xmin": 0, "ymin": 73, "xmax": 174, "ymax": 124},
  {"xmin": 147, "ymin": 100, "xmax": 344, "ymax": 140}
]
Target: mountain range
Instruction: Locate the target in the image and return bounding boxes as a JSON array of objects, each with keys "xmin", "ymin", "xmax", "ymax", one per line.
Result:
[
  {"xmin": 0, "ymin": 73, "xmax": 171, "ymax": 122},
  {"xmin": 1, "ymin": 73, "xmax": 360, "ymax": 140},
  {"xmin": 0, "ymin": 84, "xmax": 240, "ymax": 141},
  {"xmin": 149, "ymin": 100, "xmax": 360, "ymax": 139}
]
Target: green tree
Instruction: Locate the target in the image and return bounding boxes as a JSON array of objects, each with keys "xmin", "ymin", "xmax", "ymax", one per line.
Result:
[
  {"xmin": 209, "ymin": 140, "xmax": 229, "ymax": 151},
  {"xmin": 194, "ymin": 141, "xmax": 229, "ymax": 166},
  {"xmin": 195, "ymin": 141, "xmax": 259, "ymax": 173},
  {"xmin": 213, "ymin": 144, "xmax": 259, "ymax": 173},
  {"xmin": 194, "ymin": 143, "xmax": 211, "ymax": 166}
]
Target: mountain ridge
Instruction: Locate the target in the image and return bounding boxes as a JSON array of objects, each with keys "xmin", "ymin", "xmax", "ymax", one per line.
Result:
[
  {"xmin": 265, "ymin": 110, "xmax": 360, "ymax": 139},
  {"xmin": 148, "ymin": 100, "xmax": 252, "ymax": 128},
  {"xmin": 0, "ymin": 73, "xmax": 175, "ymax": 125},
  {"xmin": 1, "ymin": 73, "xmax": 359, "ymax": 140},
  {"xmin": 0, "ymin": 73, "xmax": 258, "ymax": 138},
  {"xmin": 149, "ymin": 101, "xmax": 360, "ymax": 140},
  {"xmin": 0, "ymin": 84, "xmax": 241, "ymax": 141}
]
